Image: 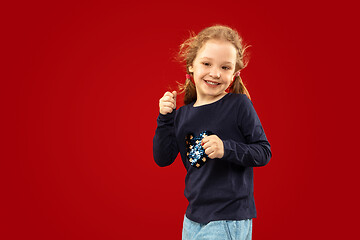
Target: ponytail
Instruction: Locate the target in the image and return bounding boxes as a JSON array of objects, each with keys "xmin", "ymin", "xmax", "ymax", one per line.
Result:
[
  {"xmin": 229, "ymin": 75, "xmax": 251, "ymax": 100},
  {"xmin": 178, "ymin": 73, "xmax": 197, "ymax": 105}
]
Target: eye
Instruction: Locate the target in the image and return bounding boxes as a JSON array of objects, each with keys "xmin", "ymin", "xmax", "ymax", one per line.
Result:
[
  {"xmin": 202, "ymin": 62, "xmax": 211, "ymax": 66},
  {"xmin": 222, "ymin": 66, "xmax": 231, "ymax": 70}
]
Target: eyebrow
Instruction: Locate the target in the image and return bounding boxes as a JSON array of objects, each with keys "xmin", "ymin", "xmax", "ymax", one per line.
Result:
[{"xmin": 199, "ymin": 57, "xmax": 234, "ymax": 65}]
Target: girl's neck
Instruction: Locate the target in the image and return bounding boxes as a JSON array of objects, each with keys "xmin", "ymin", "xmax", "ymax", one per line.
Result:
[{"xmin": 193, "ymin": 92, "xmax": 228, "ymax": 107}]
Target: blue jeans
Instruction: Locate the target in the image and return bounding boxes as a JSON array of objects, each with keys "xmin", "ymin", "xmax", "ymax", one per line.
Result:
[{"xmin": 182, "ymin": 215, "xmax": 252, "ymax": 240}]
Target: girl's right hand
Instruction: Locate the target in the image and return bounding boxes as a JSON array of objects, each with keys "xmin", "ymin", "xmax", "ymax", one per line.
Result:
[{"xmin": 159, "ymin": 91, "xmax": 177, "ymax": 115}]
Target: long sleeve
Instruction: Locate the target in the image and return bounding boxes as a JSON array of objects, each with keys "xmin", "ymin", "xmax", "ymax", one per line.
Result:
[
  {"xmin": 222, "ymin": 96, "xmax": 272, "ymax": 167},
  {"xmin": 153, "ymin": 110, "xmax": 180, "ymax": 167}
]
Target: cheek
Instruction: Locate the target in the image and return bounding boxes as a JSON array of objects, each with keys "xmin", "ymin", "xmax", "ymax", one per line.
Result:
[
  {"xmin": 195, "ymin": 67, "xmax": 205, "ymax": 74},
  {"xmin": 224, "ymin": 75, "xmax": 234, "ymax": 83},
  {"xmin": 194, "ymin": 69, "xmax": 206, "ymax": 79}
]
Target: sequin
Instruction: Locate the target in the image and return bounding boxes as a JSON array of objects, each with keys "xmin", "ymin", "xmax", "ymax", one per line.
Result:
[{"xmin": 185, "ymin": 131, "xmax": 213, "ymax": 168}]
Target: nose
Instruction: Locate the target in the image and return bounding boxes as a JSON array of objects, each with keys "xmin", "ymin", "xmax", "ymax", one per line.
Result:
[{"xmin": 209, "ymin": 67, "xmax": 220, "ymax": 79}]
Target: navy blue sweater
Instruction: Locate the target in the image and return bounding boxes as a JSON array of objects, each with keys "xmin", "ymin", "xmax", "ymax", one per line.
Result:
[{"xmin": 153, "ymin": 93, "xmax": 271, "ymax": 224}]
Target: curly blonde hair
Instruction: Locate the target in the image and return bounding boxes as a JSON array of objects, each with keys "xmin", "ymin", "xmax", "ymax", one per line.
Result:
[{"xmin": 178, "ymin": 25, "xmax": 251, "ymax": 105}]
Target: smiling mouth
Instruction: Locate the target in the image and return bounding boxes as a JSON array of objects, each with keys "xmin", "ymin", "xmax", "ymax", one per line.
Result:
[{"xmin": 204, "ymin": 80, "xmax": 220, "ymax": 85}]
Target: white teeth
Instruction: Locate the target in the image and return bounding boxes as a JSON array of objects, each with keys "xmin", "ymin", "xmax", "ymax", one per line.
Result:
[{"xmin": 205, "ymin": 80, "xmax": 219, "ymax": 85}]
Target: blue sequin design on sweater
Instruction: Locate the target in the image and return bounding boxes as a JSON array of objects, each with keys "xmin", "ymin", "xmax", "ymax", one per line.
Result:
[{"xmin": 185, "ymin": 131, "xmax": 213, "ymax": 168}]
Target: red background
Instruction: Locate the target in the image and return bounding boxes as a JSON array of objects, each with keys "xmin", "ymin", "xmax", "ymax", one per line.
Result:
[{"xmin": 1, "ymin": 0, "xmax": 359, "ymax": 239}]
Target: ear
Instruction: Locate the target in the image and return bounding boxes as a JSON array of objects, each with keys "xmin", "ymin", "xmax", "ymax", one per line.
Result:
[{"xmin": 188, "ymin": 66, "xmax": 194, "ymax": 73}]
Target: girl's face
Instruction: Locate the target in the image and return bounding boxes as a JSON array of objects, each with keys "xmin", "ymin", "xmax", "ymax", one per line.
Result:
[{"xmin": 189, "ymin": 39, "xmax": 237, "ymax": 104}]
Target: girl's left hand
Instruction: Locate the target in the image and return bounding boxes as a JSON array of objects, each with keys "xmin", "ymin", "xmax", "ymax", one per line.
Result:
[{"xmin": 201, "ymin": 135, "xmax": 224, "ymax": 159}]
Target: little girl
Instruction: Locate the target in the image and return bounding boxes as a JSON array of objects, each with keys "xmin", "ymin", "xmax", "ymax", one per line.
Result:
[{"xmin": 153, "ymin": 25, "xmax": 272, "ymax": 240}]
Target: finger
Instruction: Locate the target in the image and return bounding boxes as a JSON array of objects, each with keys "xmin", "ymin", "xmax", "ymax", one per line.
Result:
[
  {"xmin": 162, "ymin": 96, "xmax": 175, "ymax": 103},
  {"xmin": 162, "ymin": 96, "xmax": 170, "ymax": 101},
  {"xmin": 205, "ymin": 135, "xmax": 216, "ymax": 141},
  {"xmin": 207, "ymin": 152, "xmax": 216, "ymax": 159},
  {"xmin": 208, "ymin": 151, "xmax": 221, "ymax": 159},
  {"xmin": 166, "ymin": 96, "xmax": 176, "ymax": 105},
  {"xmin": 160, "ymin": 96, "xmax": 176, "ymax": 106},
  {"xmin": 202, "ymin": 141, "xmax": 211, "ymax": 150},
  {"xmin": 201, "ymin": 137, "xmax": 210, "ymax": 146},
  {"xmin": 164, "ymin": 91, "xmax": 174, "ymax": 98},
  {"xmin": 165, "ymin": 91, "xmax": 176, "ymax": 99},
  {"xmin": 161, "ymin": 107, "xmax": 173, "ymax": 114},
  {"xmin": 161, "ymin": 102, "xmax": 175, "ymax": 109},
  {"xmin": 205, "ymin": 147, "xmax": 214, "ymax": 156}
]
